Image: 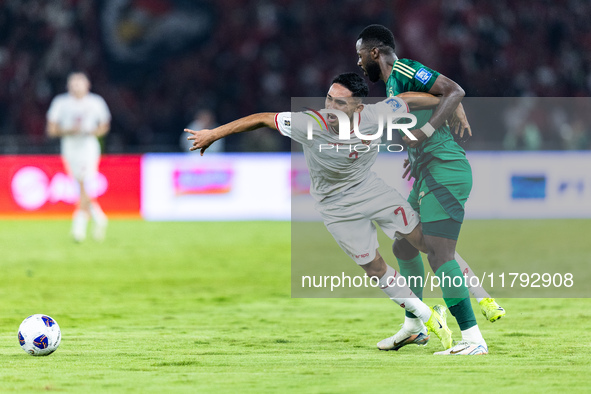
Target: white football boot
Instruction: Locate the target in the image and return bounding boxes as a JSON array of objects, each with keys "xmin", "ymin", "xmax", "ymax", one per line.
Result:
[
  {"xmin": 71, "ymin": 210, "xmax": 89, "ymax": 242},
  {"xmin": 433, "ymin": 341, "xmax": 488, "ymax": 355},
  {"xmin": 92, "ymin": 215, "xmax": 108, "ymax": 242},
  {"xmin": 90, "ymin": 203, "xmax": 108, "ymax": 241},
  {"xmin": 377, "ymin": 325, "xmax": 430, "ymax": 351}
]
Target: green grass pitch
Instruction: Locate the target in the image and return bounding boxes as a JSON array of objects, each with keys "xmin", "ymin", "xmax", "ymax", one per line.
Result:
[{"xmin": 0, "ymin": 219, "xmax": 589, "ymax": 393}]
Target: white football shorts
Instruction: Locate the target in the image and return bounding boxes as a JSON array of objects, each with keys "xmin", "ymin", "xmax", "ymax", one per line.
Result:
[
  {"xmin": 315, "ymin": 172, "xmax": 419, "ymax": 266},
  {"xmin": 61, "ymin": 136, "xmax": 101, "ymax": 181}
]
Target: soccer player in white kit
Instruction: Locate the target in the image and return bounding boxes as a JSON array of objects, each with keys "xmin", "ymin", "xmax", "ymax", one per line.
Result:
[
  {"xmin": 186, "ymin": 73, "xmax": 456, "ymax": 352},
  {"xmin": 46, "ymin": 72, "xmax": 111, "ymax": 242}
]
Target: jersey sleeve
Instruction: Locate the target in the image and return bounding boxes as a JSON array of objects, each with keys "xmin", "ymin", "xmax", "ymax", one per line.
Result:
[
  {"xmin": 46, "ymin": 97, "xmax": 62, "ymax": 122},
  {"xmin": 274, "ymin": 111, "xmax": 313, "ymax": 147},
  {"xmin": 368, "ymin": 97, "xmax": 409, "ymax": 116},
  {"xmin": 394, "ymin": 59, "xmax": 440, "ymax": 92},
  {"xmin": 362, "ymin": 97, "xmax": 409, "ymax": 130},
  {"xmin": 96, "ymin": 96, "xmax": 111, "ymax": 123}
]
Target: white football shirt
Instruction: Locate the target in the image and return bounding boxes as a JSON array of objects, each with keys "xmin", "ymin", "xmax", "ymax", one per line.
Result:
[
  {"xmin": 47, "ymin": 92, "xmax": 111, "ymax": 180},
  {"xmin": 47, "ymin": 92, "xmax": 111, "ymax": 153},
  {"xmin": 275, "ymin": 97, "xmax": 408, "ymax": 201}
]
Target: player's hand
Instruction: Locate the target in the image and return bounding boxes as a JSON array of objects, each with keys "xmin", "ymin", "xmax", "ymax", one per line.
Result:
[
  {"xmin": 402, "ymin": 159, "xmax": 413, "ymax": 181},
  {"xmin": 185, "ymin": 128, "xmax": 216, "ymax": 156},
  {"xmin": 449, "ymin": 103, "xmax": 472, "ymax": 139},
  {"xmin": 402, "ymin": 129, "xmax": 426, "ymax": 148},
  {"xmin": 61, "ymin": 123, "xmax": 83, "ymax": 136}
]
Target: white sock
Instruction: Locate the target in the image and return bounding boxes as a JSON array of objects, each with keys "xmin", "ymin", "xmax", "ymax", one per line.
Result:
[
  {"xmin": 73, "ymin": 209, "xmax": 89, "ymax": 224},
  {"xmin": 72, "ymin": 210, "xmax": 89, "ymax": 239},
  {"xmin": 461, "ymin": 325, "xmax": 486, "ymax": 346},
  {"xmin": 403, "ymin": 316, "xmax": 425, "ymax": 333},
  {"xmin": 378, "ymin": 265, "xmax": 432, "ymax": 323},
  {"xmin": 89, "ymin": 202, "xmax": 107, "ymax": 223},
  {"xmin": 455, "ymin": 252, "xmax": 490, "ymax": 302}
]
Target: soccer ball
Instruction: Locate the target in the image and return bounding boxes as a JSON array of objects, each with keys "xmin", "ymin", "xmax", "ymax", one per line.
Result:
[{"xmin": 18, "ymin": 314, "xmax": 61, "ymax": 356}]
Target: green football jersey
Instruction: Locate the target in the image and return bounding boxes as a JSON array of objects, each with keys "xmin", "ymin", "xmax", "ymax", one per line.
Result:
[{"xmin": 386, "ymin": 58, "xmax": 467, "ymax": 179}]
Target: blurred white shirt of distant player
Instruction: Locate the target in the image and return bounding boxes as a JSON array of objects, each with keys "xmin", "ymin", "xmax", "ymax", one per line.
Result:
[
  {"xmin": 46, "ymin": 72, "xmax": 111, "ymax": 242},
  {"xmin": 47, "ymin": 73, "xmax": 111, "ymax": 179}
]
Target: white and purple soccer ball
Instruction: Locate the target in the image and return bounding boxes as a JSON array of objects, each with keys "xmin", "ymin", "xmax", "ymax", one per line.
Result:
[{"xmin": 18, "ymin": 314, "xmax": 61, "ymax": 356}]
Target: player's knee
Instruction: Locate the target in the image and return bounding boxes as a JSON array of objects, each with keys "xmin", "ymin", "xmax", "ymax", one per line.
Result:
[
  {"xmin": 361, "ymin": 251, "xmax": 386, "ymax": 278},
  {"xmin": 426, "ymin": 251, "xmax": 443, "ymax": 272},
  {"xmin": 392, "ymin": 239, "xmax": 419, "ymax": 260},
  {"xmin": 402, "ymin": 224, "xmax": 428, "ymax": 253},
  {"xmin": 426, "ymin": 249, "xmax": 455, "ymax": 272},
  {"xmin": 424, "ymin": 235, "xmax": 456, "ymax": 272}
]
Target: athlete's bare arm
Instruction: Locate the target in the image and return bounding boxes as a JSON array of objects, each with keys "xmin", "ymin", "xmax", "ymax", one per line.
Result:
[
  {"xmin": 46, "ymin": 121, "xmax": 60, "ymax": 138},
  {"xmin": 94, "ymin": 122, "xmax": 110, "ymax": 138},
  {"xmin": 401, "ymin": 75, "xmax": 470, "ymax": 147},
  {"xmin": 185, "ymin": 112, "xmax": 276, "ymax": 155},
  {"xmin": 46, "ymin": 121, "xmax": 110, "ymax": 138},
  {"xmin": 447, "ymin": 102, "xmax": 471, "ymax": 138},
  {"xmin": 397, "ymin": 91, "xmax": 441, "ymax": 110},
  {"xmin": 399, "ymin": 91, "xmax": 471, "ymax": 138},
  {"xmin": 46, "ymin": 121, "xmax": 80, "ymax": 137},
  {"xmin": 426, "ymin": 74, "xmax": 465, "ymax": 130}
]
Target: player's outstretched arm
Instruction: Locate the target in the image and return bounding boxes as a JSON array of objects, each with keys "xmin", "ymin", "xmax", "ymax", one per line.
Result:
[
  {"xmin": 396, "ymin": 92, "xmax": 441, "ymax": 110},
  {"xmin": 185, "ymin": 112, "xmax": 277, "ymax": 155}
]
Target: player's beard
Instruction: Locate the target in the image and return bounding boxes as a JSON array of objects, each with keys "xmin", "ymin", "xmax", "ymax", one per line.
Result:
[{"xmin": 365, "ymin": 60, "xmax": 382, "ymax": 83}]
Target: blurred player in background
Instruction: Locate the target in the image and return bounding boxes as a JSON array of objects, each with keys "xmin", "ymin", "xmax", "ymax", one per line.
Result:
[
  {"xmin": 46, "ymin": 72, "xmax": 111, "ymax": 242},
  {"xmin": 356, "ymin": 24, "xmax": 503, "ymax": 355}
]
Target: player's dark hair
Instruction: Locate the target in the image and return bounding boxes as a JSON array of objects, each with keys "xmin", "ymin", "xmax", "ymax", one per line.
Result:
[
  {"xmin": 67, "ymin": 71, "xmax": 90, "ymax": 80},
  {"xmin": 331, "ymin": 73, "xmax": 369, "ymax": 98},
  {"xmin": 357, "ymin": 24, "xmax": 395, "ymax": 52}
]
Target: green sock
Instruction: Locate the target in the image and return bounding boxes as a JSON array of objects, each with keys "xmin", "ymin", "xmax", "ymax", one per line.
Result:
[
  {"xmin": 397, "ymin": 254, "xmax": 425, "ymax": 318},
  {"xmin": 435, "ymin": 260, "xmax": 470, "ymax": 306},
  {"xmin": 448, "ymin": 298, "xmax": 477, "ymax": 331},
  {"xmin": 435, "ymin": 260, "xmax": 476, "ymax": 331}
]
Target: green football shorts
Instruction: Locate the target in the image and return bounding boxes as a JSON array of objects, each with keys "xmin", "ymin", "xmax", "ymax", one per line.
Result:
[{"xmin": 407, "ymin": 158, "xmax": 472, "ymax": 240}]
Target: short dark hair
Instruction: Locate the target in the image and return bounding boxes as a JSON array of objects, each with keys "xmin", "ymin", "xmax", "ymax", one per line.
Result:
[
  {"xmin": 67, "ymin": 71, "xmax": 90, "ymax": 81},
  {"xmin": 357, "ymin": 24, "xmax": 395, "ymax": 52},
  {"xmin": 331, "ymin": 73, "xmax": 369, "ymax": 98}
]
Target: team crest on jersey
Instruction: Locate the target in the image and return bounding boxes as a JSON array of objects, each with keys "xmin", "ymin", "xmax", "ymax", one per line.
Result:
[
  {"xmin": 284, "ymin": 119, "xmax": 291, "ymax": 127},
  {"xmin": 414, "ymin": 68, "xmax": 433, "ymax": 84},
  {"xmin": 362, "ymin": 140, "xmax": 371, "ymax": 145},
  {"xmin": 384, "ymin": 98, "xmax": 402, "ymax": 111}
]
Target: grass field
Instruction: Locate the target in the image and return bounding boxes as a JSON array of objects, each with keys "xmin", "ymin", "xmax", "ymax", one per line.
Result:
[{"xmin": 0, "ymin": 219, "xmax": 590, "ymax": 393}]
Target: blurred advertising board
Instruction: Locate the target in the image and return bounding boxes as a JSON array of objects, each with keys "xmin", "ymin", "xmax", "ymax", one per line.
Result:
[
  {"xmin": 293, "ymin": 151, "xmax": 591, "ymax": 220},
  {"xmin": 0, "ymin": 155, "xmax": 141, "ymax": 217},
  {"xmin": 141, "ymin": 154, "xmax": 291, "ymax": 220},
  {"xmin": 2, "ymin": 152, "xmax": 588, "ymax": 220},
  {"xmin": 465, "ymin": 151, "xmax": 591, "ymax": 219}
]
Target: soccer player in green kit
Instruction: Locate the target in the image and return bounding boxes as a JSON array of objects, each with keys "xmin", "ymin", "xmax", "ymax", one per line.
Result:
[{"xmin": 356, "ymin": 24, "xmax": 504, "ymax": 355}]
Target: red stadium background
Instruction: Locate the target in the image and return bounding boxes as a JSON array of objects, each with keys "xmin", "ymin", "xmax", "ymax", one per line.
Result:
[{"xmin": 0, "ymin": 155, "xmax": 141, "ymax": 218}]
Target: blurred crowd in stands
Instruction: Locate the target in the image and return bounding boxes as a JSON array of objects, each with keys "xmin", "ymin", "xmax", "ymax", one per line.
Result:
[{"xmin": 1, "ymin": 0, "xmax": 590, "ymax": 153}]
